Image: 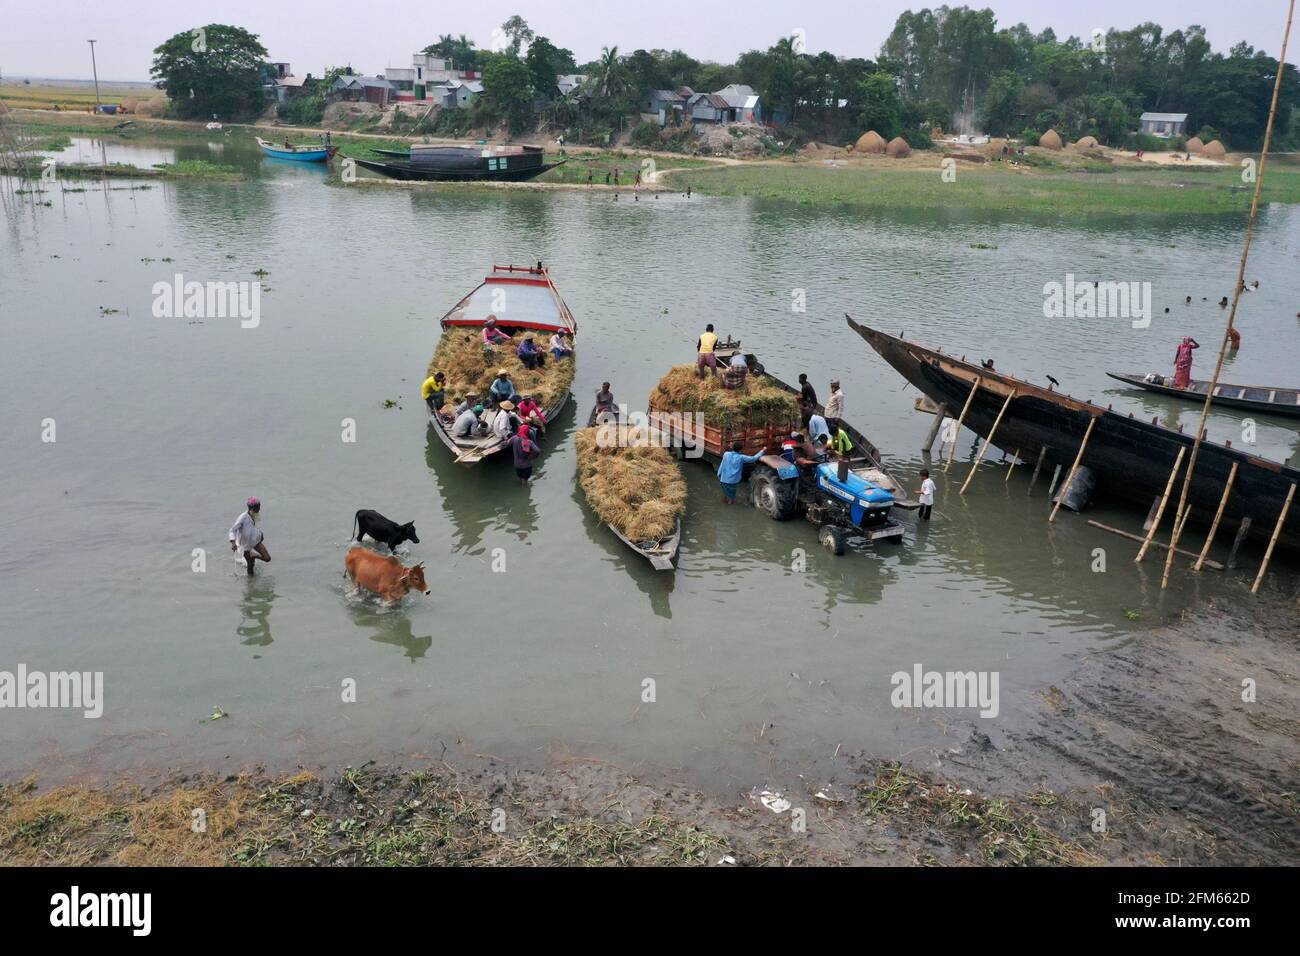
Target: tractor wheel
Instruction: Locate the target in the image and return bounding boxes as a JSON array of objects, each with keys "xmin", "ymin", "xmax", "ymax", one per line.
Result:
[
  {"xmin": 818, "ymin": 524, "xmax": 847, "ymax": 555},
  {"xmin": 749, "ymin": 465, "xmax": 798, "ymax": 520}
]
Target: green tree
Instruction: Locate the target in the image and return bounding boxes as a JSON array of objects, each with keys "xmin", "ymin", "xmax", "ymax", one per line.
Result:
[
  {"xmin": 150, "ymin": 24, "xmax": 268, "ymax": 120},
  {"xmin": 481, "ymin": 53, "xmax": 534, "ymax": 132},
  {"xmin": 858, "ymin": 72, "xmax": 903, "ymax": 138},
  {"xmin": 979, "ymin": 71, "xmax": 1023, "ymax": 135},
  {"xmin": 501, "ymin": 15, "xmax": 534, "ymax": 56},
  {"xmin": 525, "ymin": 37, "xmax": 575, "ymax": 99}
]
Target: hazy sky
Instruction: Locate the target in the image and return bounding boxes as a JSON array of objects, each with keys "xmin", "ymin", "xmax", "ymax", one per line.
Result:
[{"xmin": 3, "ymin": 1, "xmax": 1295, "ymax": 81}]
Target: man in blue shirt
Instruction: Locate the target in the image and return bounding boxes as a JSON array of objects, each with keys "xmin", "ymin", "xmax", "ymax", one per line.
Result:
[
  {"xmin": 488, "ymin": 370, "xmax": 516, "ymax": 406},
  {"xmin": 717, "ymin": 441, "xmax": 766, "ymax": 504}
]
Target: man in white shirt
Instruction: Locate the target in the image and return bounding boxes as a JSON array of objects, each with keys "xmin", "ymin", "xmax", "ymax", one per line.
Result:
[
  {"xmin": 825, "ymin": 379, "xmax": 844, "ymax": 420},
  {"xmin": 916, "ymin": 469, "xmax": 936, "ymax": 521},
  {"xmin": 229, "ymin": 497, "xmax": 270, "ymax": 574},
  {"xmin": 492, "ymin": 401, "xmax": 518, "ymax": 440}
]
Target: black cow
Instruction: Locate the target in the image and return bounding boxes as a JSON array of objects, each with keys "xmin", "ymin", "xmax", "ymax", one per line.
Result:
[{"xmin": 352, "ymin": 509, "xmax": 420, "ymax": 552}]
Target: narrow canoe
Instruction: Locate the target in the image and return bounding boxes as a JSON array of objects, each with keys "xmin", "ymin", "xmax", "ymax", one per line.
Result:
[
  {"xmin": 1106, "ymin": 371, "xmax": 1300, "ymax": 419},
  {"xmin": 608, "ymin": 518, "xmax": 681, "ymax": 571}
]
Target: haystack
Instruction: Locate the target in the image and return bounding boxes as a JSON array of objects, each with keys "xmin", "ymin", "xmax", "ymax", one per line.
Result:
[
  {"xmin": 575, "ymin": 427, "xmax": 686, "ymax": 541},
  {"xmin": 854, "ymin": 130, "xmax": 886, "ymax": 154},
  {"xmin": 982, "ymin": 137, "xmax": 1007, "ymax": 159},
  {"xmin": 1074, "ymin": 135, "xmax": 1099, "ymax": 149},
  {"xmin": 648, "ymin": 365, "xmax": 800, "ymax": 430},
  {"xmin": 1039, "ymin": 129, "xmax": 1063, "ymax": 150},
  {"xmin": 1201, "ymin": 139, "xmax": 1226, "ymax": 159},
  {"xmin": 428, "ymin": 328, "xmax": 575, "ymax": 410},
  {"xmin": 885, "ymin": 136, "xmax": 912, "ymax": 158},
  {"xmin": 1184, "ymin": 136, "xmax": 1205, "ymax": 153}
]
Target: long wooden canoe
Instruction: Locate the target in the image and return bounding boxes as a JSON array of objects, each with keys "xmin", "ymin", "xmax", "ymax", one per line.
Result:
[
  {"xmin": 849, "ymin": 317, "xmax": 1300, "ymax": 556},
  {"xmin": 1106, "ymin": 371, "xmax": 1300, "ymax": 419},
  {"xmin": 427, "ymin": 265, "xmax": 577, "ymax": 465}
]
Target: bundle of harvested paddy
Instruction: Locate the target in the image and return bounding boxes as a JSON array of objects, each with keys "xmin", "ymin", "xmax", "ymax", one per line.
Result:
[
  {"xmin": 648, "ymin": 365, "xmax": 800, "ymax": 430},
  {"xmin": 1074, "ymin": 135, "xmax": 1099, "ymax": 149},
  {"xmin": 1201, "ymin": 139, "xmax": 1226, "ymax": 159},
  {"xmin": 1184, "ymin": 136, "xmax": 1205, "ymax": 153},
  {"xmin": 1039, "ymin": 129, "xmax": 1063, "ymax": 150},
  {"xmin": 428, "ymin": 328, "xmax": 575, "ymax": 410},
  {"xmin": 855, "ymin": 130, "xmax": 886, "ymax": 154},
  {"xmin": 574, "ymin": 427, "xmax": 686, "ymax": 541},
  {"xmin": 885, "ymin": 136, "xmax": 912, "ymax": 158}
]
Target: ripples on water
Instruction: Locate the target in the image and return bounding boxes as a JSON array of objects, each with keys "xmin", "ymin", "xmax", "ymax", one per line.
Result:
[{"xmin": 1, "ymin": 133, "xmax": 1296, "ymax": 791}]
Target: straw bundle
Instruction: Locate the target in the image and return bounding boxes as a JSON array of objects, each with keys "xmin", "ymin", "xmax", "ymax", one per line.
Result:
[
  {"xmin": 1074, "ymin": 135, "xmax": 1099, "ymax": 149},
  {"xmin": 1201, "ymin": 139, "xmax": 1226, "ymax": 159},
  {"xmin": 885, "ymin": 136, "xmax": 912, "ymax": 158},
  {"xmin": 1184, "ymin": 136, "xmax": 1204, "ymax": 153},
  {"xmin": 1039, "ymin": 129, "xmax": 1063, "ymax": 150},
  {"xmin": 575, "ymin": 427, "xmax": 686, "ymax": 541},
  {"xmin": 855, "ymin": 130, "xmax": 886, "ymax": 154},
  {"xmin": 428, "ymin": 328, "xmax": 574, "ymax": 409},
  {"xmin": 648, "ymin": 365, "xmax": 800, "ymax": 430}
]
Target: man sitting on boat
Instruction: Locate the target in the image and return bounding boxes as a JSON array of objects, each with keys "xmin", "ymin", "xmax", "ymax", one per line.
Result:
[
  {"xmin": 482, "ymin": 316, "xmax": 511, "ymax": 346},
  {"xmin": 549, "ymin": 331, "xmax": 573, "ymax": 358},
  {"xmin": 489, "ymin": 370, "xmax": 517, "ymax": 406},
  {"xmin": 517, "ymin": 336, "xmax": 546, "ymax": 370},
  {"xmin": 807, "ymin": 412, "xmax": 830, "ymax": 445},
  {"xmin": 490, "ymin": 401, "xmax": 521, "ymax": 440},
  {"xmin": 422, "ymin": 372, "xmax": 447, "ymax": 414},
  {"xmin": 1173, "ymin": 336, "xmax": 1200, "ymax": 389},
  {"xmin": 453, "ymin": 403, "xmax": 489, "ymax": 439},
  {"xmin": 516, "ymin": 395, "xmax": 545, "ymax": 431}
]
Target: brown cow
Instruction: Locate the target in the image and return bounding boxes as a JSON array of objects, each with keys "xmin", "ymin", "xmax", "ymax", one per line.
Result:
[{"xmin": 345, "ymin": 547, "xmax": 429, "ymax": 605}]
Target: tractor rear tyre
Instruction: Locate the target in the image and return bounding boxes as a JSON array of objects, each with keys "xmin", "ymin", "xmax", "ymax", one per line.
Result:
[
  {"xmin": 749, "ymin": 465, "xmax": 798, "ymax": 520},
  {"xmin": 818, "ymin": 524, "xmax": 847, "ymax": 555}
]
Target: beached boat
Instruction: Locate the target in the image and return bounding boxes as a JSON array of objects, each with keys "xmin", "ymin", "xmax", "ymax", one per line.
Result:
[
  {"xmin": 255, "ymin": 137, "xmax": 338, "ymax": 162},
  {"xmin": 355, "ymin": 144, "xmax": 562, "ymax": 182},
  {"xmin": 1106, "ymin": 371, "xmax": 1300, "ymax": 419},
  {"xmin": 574, "ymin": 421, "xmax": 684, "ymax": 571},
  {"xmin": 427, "ymin": 265, "xmax": 577, "ymax": 465},
  {"xmin": 848, "ymin": 317, "xmax": 1300, "ymax": 556}
]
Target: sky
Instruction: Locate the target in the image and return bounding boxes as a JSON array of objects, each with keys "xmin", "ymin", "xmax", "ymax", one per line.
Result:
[{"xmin": 2, "ymin": 1, "xmax": 1295, "ymax": 81}]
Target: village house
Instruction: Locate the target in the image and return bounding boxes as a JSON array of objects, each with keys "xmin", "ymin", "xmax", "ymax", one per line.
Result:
[
  {"xmin": 556, "ymin": 74, "xmax": 588, "ymax": 97},
  {"xmin": 644, "ymin": 89, "xmax": 687, "ymax": 125},
  {"xmin": 687, "ymin": 84, "xmax": 762, "ymax": 124},
  {"xmin": 328, "ymin": 75, "xmax": 395, "ymax": 107},
  {"xmin": 1138, "ymin": 111, "xmax": 1188, "ymax": 138}
]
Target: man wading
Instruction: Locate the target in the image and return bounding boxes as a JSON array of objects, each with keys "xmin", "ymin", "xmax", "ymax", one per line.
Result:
[{"xmin": 229, "ymin": 497, "xmax": 270, "ymax": 575}]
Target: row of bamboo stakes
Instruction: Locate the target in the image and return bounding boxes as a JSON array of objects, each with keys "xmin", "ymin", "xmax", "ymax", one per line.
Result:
[{"xmin": 943, "ymin": 0, "xmax": 1299, "ymax": 595}]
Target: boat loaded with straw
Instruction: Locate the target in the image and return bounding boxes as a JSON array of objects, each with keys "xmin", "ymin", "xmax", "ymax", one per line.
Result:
[
  {"xmin": 426, "ymin": 264, "xmax": 577, "ymax": 464},
  {"xmin": 574, "ymin": 423, "xmax": 686, "ymax": 570}
]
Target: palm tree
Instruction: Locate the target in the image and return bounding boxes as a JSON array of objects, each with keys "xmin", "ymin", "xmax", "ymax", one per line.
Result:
[{"xmin": 594, "ymin": 46, "xmax": 627, "ymax": 99}]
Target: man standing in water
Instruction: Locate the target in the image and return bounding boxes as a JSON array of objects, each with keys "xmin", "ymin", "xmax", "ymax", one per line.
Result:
[
  {"xmin": 717, "ymin": 441, "xmax": 766, "ymax": 505},
  {"xmin": 229, "ymin": 497, "xmax": 270, "ymax": 575}
]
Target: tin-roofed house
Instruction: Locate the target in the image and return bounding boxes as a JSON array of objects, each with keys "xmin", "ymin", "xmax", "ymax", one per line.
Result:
[
  {"xmin": 645, "ymin": 89, "xmax": 687, "ymax": 126},
  {"xmin": 329, "ymin": 75, "xmax": 396, "ymax": 107},
  {"xmin": 1138, "ymin": 112, "xmax": 1188, "ymax": 138},
  {"xmin": 688, "ymin": 85, "xmax": 762, "ymax": 124}
]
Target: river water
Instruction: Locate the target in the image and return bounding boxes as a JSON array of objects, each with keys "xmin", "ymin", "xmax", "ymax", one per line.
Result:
[{"xmin": 2, "ymin": 131, "xmax": 1297, "ymax": 794}]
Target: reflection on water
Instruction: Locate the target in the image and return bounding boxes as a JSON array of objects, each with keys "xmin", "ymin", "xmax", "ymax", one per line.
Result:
[
  {"xmin": 348, "ymin": 603, "xmax": 433, "ymax": 661},
  {"xmin": 236, "ymin": 578, "xmax": 276, "ymax": 647},
  {"xmin": 573, "ymin": 484, "xmax": 676, "ymax": 619}
]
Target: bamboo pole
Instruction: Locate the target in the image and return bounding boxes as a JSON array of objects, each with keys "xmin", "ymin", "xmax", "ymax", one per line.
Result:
[
  {"xmin": 1049, "ymin": 416, "xmax": 1097, "ymax": 522},
  {"xmin": 1194, "ymin": 462, "xmax": 1238, "ymax": 572},
  {"xmin": 1005, "ymin": 448, "xmax": 1020, "ymax": 482},
  {"xmin": 1135, "ymin": 446, "xmax": 1186, "ymax": 561},
  {"xmin": 943, "ymin": 377, "xmax": 981, "ymax": 473},
  {"xmin": 1160, "ymin": 504, "xmax": 1193, "ymax": 589},
  {"xmin": 1026, "ymin": 444, "xmax": 1048, "ymax": 494},
  {"xmin": 921, "ymin": 403, "xmax": 948, "ymax": 454},
  {"xmin": 1252, "ymin": 482, "xmax": 1296, "ymax": 594},
  {"xmin": 1164, "ymin": 0, "xmax": 1294, "ymax": 588},
  {"xmin": 960, "ymin": 390, "xmax": 1016, "ymax": 495},
  {"xmin": 1086, "ymin": 520, "xmax": 1223, "ymax": 570},
  {"xmin": 1227, "ymin": 517, "xmax": 1252, "ymax": 569}
]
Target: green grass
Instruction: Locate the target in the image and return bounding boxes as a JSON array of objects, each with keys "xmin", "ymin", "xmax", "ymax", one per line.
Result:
[
  {"xmin": 151, "ymin": 159, "xmax": 244, "ymax": 180},
  {"xmin": 673, "ymin": 161, "xmax": 1300, "ymax": 215},
  {"xmin": 535, "ymin": 149, "xmax": 718, "ymax": 185}
]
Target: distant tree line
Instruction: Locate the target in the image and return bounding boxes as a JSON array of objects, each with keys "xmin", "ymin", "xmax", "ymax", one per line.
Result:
[{"xmin": 150, "ymin": 11, "xmax": 1300, "ymax": 151}]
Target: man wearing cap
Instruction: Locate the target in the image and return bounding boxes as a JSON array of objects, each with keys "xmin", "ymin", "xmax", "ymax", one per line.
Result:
[
  {"xmin": 453, "ymin": 403, "xmax": 488, "ymax": 438},
  {"xmin": 229, "ymin": 497, "xmax": 270, "ymax": 575},
  {"xmin": 825, "ymin": 379, "xmax": 845, "ymax": 420},
  {"xmin": 491, "ymin": 400, "xmax": 520, "ymax": 440},
  {"xmin": 482, "ymin": 315, "xmax": 510, "ymax": 346},
  {"xmin": 489, "ymin": 369, "xmax": 516, "ymax": 406}
]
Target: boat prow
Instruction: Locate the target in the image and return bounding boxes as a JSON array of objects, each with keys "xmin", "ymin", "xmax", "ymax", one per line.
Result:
[{"xmin": 608, "ymin": 518, "xmax": 681, "ymax": 571}]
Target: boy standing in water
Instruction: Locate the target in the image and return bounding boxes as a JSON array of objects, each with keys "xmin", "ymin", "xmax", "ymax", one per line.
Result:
[
  {"xmin": 916, "ymin": 470, "xmax": 936, "ymax": 521},
  {"xmin": 229, "ymin": 497, "xmax": 270, "ymax": 575}
]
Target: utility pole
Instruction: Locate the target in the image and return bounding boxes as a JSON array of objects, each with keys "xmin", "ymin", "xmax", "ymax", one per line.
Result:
[{"xmin": 88, "ymin": 40, "xmax": 101, "ymax": 112}]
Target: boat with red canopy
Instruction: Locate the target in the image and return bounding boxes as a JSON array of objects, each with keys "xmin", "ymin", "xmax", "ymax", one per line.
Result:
[{"xmin": 426, "ymin": 264, "xmax": 577, "ymax": 464}]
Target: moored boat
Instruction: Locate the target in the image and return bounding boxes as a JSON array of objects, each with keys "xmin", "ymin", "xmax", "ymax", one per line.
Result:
[
  {"xmin": 1106, "ymin": 371, "xmax": 1300, "ymax": 419},
  {"xmin": 356, "ymin": 144, "xmax": 562, "ymax": 182},
  {"xmin": 848, "ymin": 317, "xmax": 1300, "ymax": 556},
  {"xmin": 574, "ymin": 423, "xmax": 685, "ymax": 571},
  {"xmin": 427, "ymin": 265, "xmax": 577, "ymax": 465},
  {"xmin": 255, "ymin": 137, "xmax": 338, "ymax": 162}
]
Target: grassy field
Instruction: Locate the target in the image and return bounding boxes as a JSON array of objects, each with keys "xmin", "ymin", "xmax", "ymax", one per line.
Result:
[
  {"xmin": 672, "ymin": 157, "xmax": 1300, "ymax": 215},
  {"xmin": 535, "ymin": 149, "xmax": 718, "ymax": 186},
  {"xmin": 1, "ymin": 83, "xmax": 165, "ymax": 113}
]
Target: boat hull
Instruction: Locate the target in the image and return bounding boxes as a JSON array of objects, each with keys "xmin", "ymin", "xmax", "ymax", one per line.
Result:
[
  {"xmin": 848, "ymin": 318, "xmax": 1300, "ymax": 556},
  {"xmin": 1106, "ymin": 371, "xmax": 1300, "ymax": 419},
  {"xmin": 608, "ymin": 518, "xmax": 681, "ymax": 571},
  {"xmin": 256, "ymin": 138, "xmax": 336, "ymax": 162},
  {"xmin": 354, "ymin": 157, "xmax": 562, "ymax": 182}
]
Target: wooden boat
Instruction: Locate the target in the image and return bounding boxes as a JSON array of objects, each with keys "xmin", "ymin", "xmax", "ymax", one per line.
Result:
[
  {"xmin": 427, "ymin": 265, "xmax": 577, "ymax": 465},
  {"xmin": 609, "ymin": 517, "xmax": 681, "ymax": 571},
  {"xmin": 1106, "ymin": 371, "xmax": 1300, "ymax": 419},
  {"xmin": 848, "ymin": 317, "xmax": 1300, "ymax": 556},
  {"xmin": 710, "ymin": 339, "xmax": 919, "ymax": 509},
  {"xmin": 255, "ymin": 137, "xmax": 338, "ymax": 162},
  {"xmin": 356, "ymin": 144, "xmax": 562, "ymax": 182}
]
